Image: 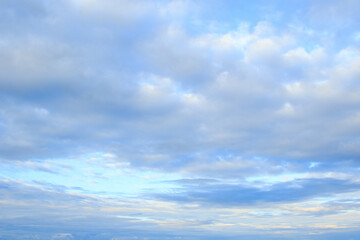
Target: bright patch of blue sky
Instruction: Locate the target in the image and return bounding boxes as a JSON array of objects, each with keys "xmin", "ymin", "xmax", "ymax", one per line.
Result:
[
  {"xmin": 1, "ymin": 0, "xmax": 360, "ymax": 239},
  {"xmin": 0, "ymin": 152, "xmax": 183, "ymax": 197}
]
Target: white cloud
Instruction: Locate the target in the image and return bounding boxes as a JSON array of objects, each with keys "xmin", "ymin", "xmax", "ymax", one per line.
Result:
[
  {"xmin": 277, "ymin": 102, "xmax": 295, "ymax": 116},
  {"xmin": 283, "ymin": 47, "xmax": 311, "ymax": 65},
  {"xmin": 51, "ymin": 233, "xmax": 73, "ymax": 239},
  {"xmin": 245, "ymin": 38, "xmax": 281, "ymax": 63}
]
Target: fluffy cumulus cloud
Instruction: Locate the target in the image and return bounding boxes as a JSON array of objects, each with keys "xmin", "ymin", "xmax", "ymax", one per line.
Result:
[{"xmin": 1, "ymin": 0, "xmax": 360, "ymax": 239}]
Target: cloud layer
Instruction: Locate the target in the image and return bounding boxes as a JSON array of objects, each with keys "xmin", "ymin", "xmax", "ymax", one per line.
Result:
[{"xmin": 1, "ymin": 0, "xmax": 360, "ymax": 239}]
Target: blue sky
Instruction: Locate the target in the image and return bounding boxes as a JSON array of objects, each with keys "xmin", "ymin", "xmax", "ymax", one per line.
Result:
[{"xmin": 1, "ymin": 0, "xmax": 360, "ymax": 239}]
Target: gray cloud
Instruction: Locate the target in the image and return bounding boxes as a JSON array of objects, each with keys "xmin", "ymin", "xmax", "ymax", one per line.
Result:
[
  {"xmin": 1, "ymin": 178, "xmax": 360, "ymax": 240},
  {"xmin": 1, "ymin": 0, "xmax": 360, "ymax": 171},
  {"xmin": 154, "ymin": 178, "xmax": 360, "ymax": 206},
  {"xmin": 2, "ymin": 1, "xmax": 360, "ymax": 239}
]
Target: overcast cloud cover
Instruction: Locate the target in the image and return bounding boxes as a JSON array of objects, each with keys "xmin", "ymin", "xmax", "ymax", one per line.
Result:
[{"xmin": 1, "ymin": 0, "xmax": 360, "ymax": 239}]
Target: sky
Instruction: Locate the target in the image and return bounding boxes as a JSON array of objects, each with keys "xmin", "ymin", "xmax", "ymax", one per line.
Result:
[{"xmin": 1, "ymin": 0, "xmax": 360, "ymax": 239}]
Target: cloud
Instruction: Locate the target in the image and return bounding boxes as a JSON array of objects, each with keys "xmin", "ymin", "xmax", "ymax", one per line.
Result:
[
  {"xmin": 0, "ymin": 0, "xmax": 360, "ymax": 174},
  {"xmin": 2, "ymin": 1, "xmax": 360, "ymax": 239},
  {"xmin": 153, "ymin": 178, "xmax": 360, "ymax": 206},
  {"xmin": 2, "ymin": 177, "xmax": 360, "ymax": 240},
  {"xmin": 51, "ymin": 233, "xmax": 73, "ymax": 240}
]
